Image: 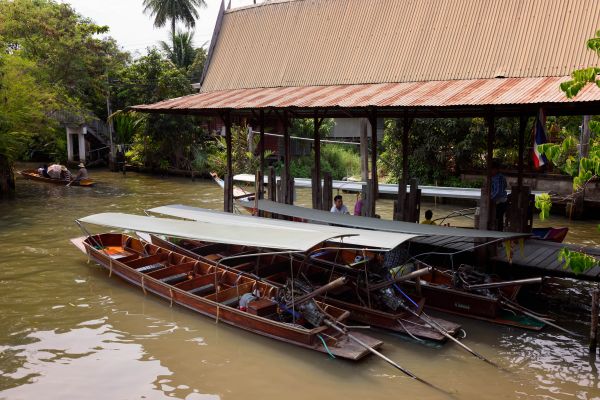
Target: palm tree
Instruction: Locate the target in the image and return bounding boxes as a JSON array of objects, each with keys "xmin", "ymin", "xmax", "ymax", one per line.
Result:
[
  {"xmin": 159, "ymin": 30, "xmax": 197, "ymax": 70},
  {"xmin": 143, "ymin": 0, "xmax": 207, "ymax": 34}
]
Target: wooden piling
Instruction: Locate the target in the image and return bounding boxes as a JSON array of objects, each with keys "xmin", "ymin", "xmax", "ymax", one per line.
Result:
[
  {"xmin": 590, "ymin": 289, "xmax": 599, "ymax": 353},
  {"xmin": 267, "ymin": 167, "xmax": 276, "ymax": 201},
  {"xmin": 254, "ymin": 169, "xmax": 263, "ymax": 216},
  {"xmin": 322, "ymin": 172, "xmax": 333, "ymax": 211}
]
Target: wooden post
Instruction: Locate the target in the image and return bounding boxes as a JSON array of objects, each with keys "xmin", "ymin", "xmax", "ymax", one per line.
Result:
[
  {"xmin": 361, "ymin": 184, "xmax": 369, "ymax": 216},
  {"xmin": 590, "ymin": 289, "xmax": 599, "ymax": 353},
  {"xmin": 397, "ymin": 116, "xmax": 411, "ymax": 221},
  {"xmin": 259, "ymin": 110, "xmax": 265, "ymax": 172},
  {"xmin": 479, "ymin": 113, "xmax": 495, "ymax": 230},
  {"xmin": 283, "ymin": 110, "xmax": 291, "ymax": 205},
  {"xmin": 368, "ymin": 109, "xmax": 378, "ymax": 217},
  {"xmin": 322, "ymin": 172, "xmax": 333, "ymax": 211},
  {"xmin": 254, "ymin": 169, "xmax": 263, "ymax": 217},
  {"xmin": 224, "ymin": 112, "xmax": 233, "ymax": 213},
  {"xmin": 408, "ymin": 178, "xmax": 421, "ymax": 223},
  {"xmin": 518, "ymin": 115, "xmax": 527, "ymax": 191},
  {"xmin": 267, "ymin": 166, "xmax": 276, "ymax": 202},
  {"xmin": 360, "ymin": 118, "xmax": 369, "ymax": 182},
  {"xmin": 313, "ymin": 113, "xmax": 322, "ymax": 210}
]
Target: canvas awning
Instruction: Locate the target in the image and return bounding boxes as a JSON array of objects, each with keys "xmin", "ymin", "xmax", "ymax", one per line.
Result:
[
  {"xmin": 77, "ymin": 212, "xmax": 348, "ymax": 252},
  {"xmin": 255, "ymin": 200, "xmax": 529, "ymax": 240},
  {"xmin": 147, "ymin": 204, "xmax": 419, "ymax": 250}
]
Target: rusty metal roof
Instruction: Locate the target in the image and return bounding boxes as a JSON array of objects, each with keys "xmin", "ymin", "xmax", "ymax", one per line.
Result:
[
  {"xmin": 132, "ymin": 76, "xmax": 600, "ymax": 116},
  {"xmin": 201, "ymin": 0, "xmax": 600, "ymax": 92}
]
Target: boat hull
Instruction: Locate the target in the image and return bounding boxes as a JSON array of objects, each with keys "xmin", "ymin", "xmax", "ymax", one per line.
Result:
[
  {"xmin": 19, "ymin": 169, "xmax": 95, "ymax": 186},
  {"xmin": 71, "ymin": 234, "xmax": 380, "ymax": 360},
  {"xmin": 149, "ymin": 235, "xmax": 462, "ymax": 342}
]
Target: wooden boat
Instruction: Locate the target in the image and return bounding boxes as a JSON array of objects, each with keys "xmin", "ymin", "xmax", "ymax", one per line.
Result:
[
  {"xmin": 210, "ymin": 172, "xmax": 255, "ymax": 209},
  {"xmin": 149, "ymin": 234, "xmax": 463, "ymax": 343},
  {"xmin": 531, "ymin": 227, "xmax": 569, "ymax": 243},
  {"xmin": 19, "ymin": 169, "xmax": 95, "ymax": 187},
  {"xmin": 310, "ymin": 247, "xmax": 545, "ymax": 331},
  {"xmin": 71, "ymin": 232, "xmax": 383, "ymax": 360}
]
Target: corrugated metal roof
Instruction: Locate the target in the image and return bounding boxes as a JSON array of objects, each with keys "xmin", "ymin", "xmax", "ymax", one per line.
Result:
[
  {"xmin": 201, "ymin": 0, "xmax": 600, "ymax": 92},
  {"xmin": 132, "ymin": 76, "xmax": 600, "ymax": 114}
]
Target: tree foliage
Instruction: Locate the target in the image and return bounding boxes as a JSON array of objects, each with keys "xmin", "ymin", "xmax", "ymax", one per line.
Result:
[
  {"xmin": 160, "ymin": 30, "xmax": 198, "ymax": 70},
  {"xmin": 143, "ymin": 0, "xmax": 207, "ymax": 33},
  {"xmin": 560, "ymin": 30, "xmax": 600, "ymax": 98}
]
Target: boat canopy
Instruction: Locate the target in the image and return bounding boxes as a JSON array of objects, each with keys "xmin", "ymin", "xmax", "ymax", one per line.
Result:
[
  {"xmin": 77, "ymin": 212, "xmax": 349, "ymax": 252},
  {"xmin": 147, "ymin": 204, "xmax": 419, "ymax": 249},
  {"xmin": 255, "ymin": 200, "xmax": 530, "ymax": 240}
]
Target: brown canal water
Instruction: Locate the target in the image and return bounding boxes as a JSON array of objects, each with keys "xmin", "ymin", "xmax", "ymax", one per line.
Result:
[{"xmin": 1, "ymin": 166, "xmax": 599, "ymax": 400}]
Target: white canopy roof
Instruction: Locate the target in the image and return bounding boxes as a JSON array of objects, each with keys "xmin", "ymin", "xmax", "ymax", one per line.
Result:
[
  {"xmin": 147, "ymin": 204, "xmax": 419, "ymax": 250},
  {"xmin": 78, "ymin": 212, "xmax": 348, "ymax": 252}
]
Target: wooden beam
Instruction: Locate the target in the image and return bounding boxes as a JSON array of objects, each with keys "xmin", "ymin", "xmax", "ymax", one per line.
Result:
[
  {"xmin": 479, "ymin": 112, "xmax": 495, "ymax": 230},
  {"xmin": 518, "ymin": 114, "xmax": 527, "ymax": 190},
  {"xmin": 224, "ymin": 111, "xmax": 233, "ymax": 213},
  {"xmin": 313, "ymin": 110, "xmax": 322, "ymax": 210},
  {"xmin": 283, "ymin": 110, "xmax": 291, "ymax": 204},
  {"xmin": 259, "ymin": 109, "xmax": 265, "ymax": 174},
  {"xmin": 368, "ymin": 109, "xmax": 378, "ymax": 217}
]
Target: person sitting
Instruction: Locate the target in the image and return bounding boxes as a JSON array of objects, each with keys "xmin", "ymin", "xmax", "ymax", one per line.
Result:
[
  {"xmin": 421, "ymin": 209, "xmax": 436, "ymax": 225},
  {"xmin": 60, "ymin": 166, "xmax": 72, "ymax": 181},
  {"xmin": 74, "ymin": 163, "xmax": 88, "ymax": 181},
  {"xmin": 490, "ymin": 160, "xmax": 508, "ymax": 231},
  {"xmin": 47, "ymin": 164, "xmax": 63, "ymax": 179},
  {"xmin": 330, "ymin": 195, "xmax": 349, "ymax": 214}
]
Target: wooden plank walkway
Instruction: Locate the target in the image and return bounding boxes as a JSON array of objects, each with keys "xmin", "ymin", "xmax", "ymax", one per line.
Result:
[{"xmin": 412, "ymin": 235, "xmax": 600, "ymax": 280}]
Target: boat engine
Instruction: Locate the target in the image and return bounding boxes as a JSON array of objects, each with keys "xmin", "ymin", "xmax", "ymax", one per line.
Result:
[
  {"xmin": 377, "ymin": 287, "xmax": 406, "ymax": 311},
  {"xmin": 299, "ymin": 300, "xmax": 325, "ymax": 327},
  {"xmin": 278, "ymin": 278, "xmax": 326, "ymax": 327}
]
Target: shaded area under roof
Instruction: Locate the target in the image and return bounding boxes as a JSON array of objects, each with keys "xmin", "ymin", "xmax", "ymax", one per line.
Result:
[{"xmin": 131, "ymin": 76, "xmax": 600, "ymax": 118}]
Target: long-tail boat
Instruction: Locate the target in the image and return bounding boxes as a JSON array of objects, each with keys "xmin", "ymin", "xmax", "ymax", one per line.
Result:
[
  {"xmin": 71, "ymin": 232, "xmax": 381, "ymax": 360},
  {"xmin": 144, "ymin": 205, "xmax": 465, "ymax": 343},
  {"xmin": 19, "ymin": 169, "xmax": 95, "ymax": 187},
  {"xmin": 148, "ymin": 233, "xmax": 462, "ymax": 343},
  {"xmin": 309, "ymin": 246, "xmax": 546, "ymax": 330},
  {"xmin": 73, "ymin": 213, "xmax": 452, "ymax": 387}
]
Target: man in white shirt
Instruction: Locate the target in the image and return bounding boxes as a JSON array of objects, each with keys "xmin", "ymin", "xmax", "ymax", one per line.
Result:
[{"xmin": 330, "ymin": 195, "xmax": 349, "ymax": 214}]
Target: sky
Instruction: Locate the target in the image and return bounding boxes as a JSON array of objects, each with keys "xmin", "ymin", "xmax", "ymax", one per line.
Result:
[{"xmin": 60, "ymin": 0, "xmax": 258, "ymax": 56}]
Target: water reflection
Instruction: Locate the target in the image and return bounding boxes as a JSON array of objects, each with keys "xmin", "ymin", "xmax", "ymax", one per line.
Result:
[{"xmin": 1, "ymin": 166, "xmax": 599, "ymax": 399}]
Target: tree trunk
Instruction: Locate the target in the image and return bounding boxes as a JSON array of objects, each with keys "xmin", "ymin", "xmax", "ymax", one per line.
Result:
[{"xmin": 0, "ymin": 154, "xmax": 16, "ymax": 198}]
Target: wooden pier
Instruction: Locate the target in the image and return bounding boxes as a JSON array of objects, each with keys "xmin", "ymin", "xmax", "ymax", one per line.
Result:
[{"xmin": 413, "ymin": 235, "xmax": 600, "ymax": 280}]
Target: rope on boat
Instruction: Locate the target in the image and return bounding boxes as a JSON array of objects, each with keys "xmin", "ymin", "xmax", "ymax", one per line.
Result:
[
  {"xmin": 317, "ymin": 334, "xmax": 336, "ymax": 359},
  {"xmin": 109, "ymin": 258, "xmax": 113, "ymax": 278},
  {"xmin": 396, "ymin": 319, "xmax": 425, "ymax": 343},
  {"xmin": 169, "ymin": 288, "xmax": 174, "ymax": 307}
]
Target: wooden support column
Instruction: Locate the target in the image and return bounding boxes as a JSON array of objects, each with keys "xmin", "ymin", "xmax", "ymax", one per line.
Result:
[
  {"xmin": 224, "ymin": 112, "xmax": 233, "ymax": 213},
  {"xmin": 368, "ymin": 109, "xmax": 378, "ymax": 217},
  {"xmin": 283, "ymin": 110, "xmax": 291, "ymax": 204},
  {"xmin": 312, "ymin": 112, "xmax": 322, "ymax": 210},
  {"xmin": 396, "ymin": 116, "xmax": 412, "ymax": 221},
  {"xmin": 478, "ymin": 113, "xmax": 495, "ymax": 230},
  {"xmin": 517, "ymin": 115, "xmax": 527, "ymax": 190},
  {"xmin": 322, "ymin": 172, "xmax": 333, "ymax": 212},
  {"xmin": 359, "ymin": 118, "xmax": 369, "ymax": 182},
  {"xmin": 258, "ymin": 110, "xmax": 266, "ymax": 215}
]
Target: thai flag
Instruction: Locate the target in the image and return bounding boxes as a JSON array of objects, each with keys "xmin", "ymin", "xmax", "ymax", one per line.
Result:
[{"xmin": 533, "ymin": 108, "xmax": 549, "ymax": 169}]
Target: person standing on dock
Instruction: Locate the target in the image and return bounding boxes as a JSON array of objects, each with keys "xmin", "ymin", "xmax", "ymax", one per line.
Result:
[
  {"xmin": 331, "ymin": 195, "xmax": 349, "ymax": 214},
  {"xmin": 490, "ymin": 160, "xmax": 508, "ymax": 231}
]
